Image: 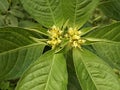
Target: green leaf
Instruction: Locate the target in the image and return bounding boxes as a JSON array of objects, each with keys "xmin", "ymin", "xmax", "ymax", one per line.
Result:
[
  {"xmin": 19, "ymin": 24, "xmax": 49, "ymax": 37},
  {"xmin": 20, "ymin": 0, "xmax": 63, "ymax": 28},
  {"xmin": 73, "ymin": 48, "xmax": 120, "ymax": 90},
  {"xmin": 84, "ymin": 22, "xmax": 120, "ymax": 42},
  {"xmin": 18, "ymin": 20, "xmax": 41, "ymax": 28},
  {"xmin": 63, "ymin": 0, "xmax": 99, "ymax": 28},
  {"xmin": 92, "ymin": 42, "xmax": 120, "ymax": 70},
  {"xmin": 0, "ymin": 0, "xmax": 9, "ymax": 12},
  {"xmin": 0, "ymin": 27, "xmax": 45, "ymax": 80},
  {"xmin": 99, "ymin": 0, "xmax": 120, "ymax": 21},
  {"xmin": 16, "ymin": 51, "xmax": 68, "ymax": 90},
  {"xmin": 81, "ymin": 27, "xmax": 96, "ymax": 36}
]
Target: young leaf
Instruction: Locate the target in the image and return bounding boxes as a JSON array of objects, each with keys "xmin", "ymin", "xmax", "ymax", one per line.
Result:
[
  {"xmin": 84, "ymin": 22, "xmax": 120, "ymax": 42},
  {"xmin": 0, "ymin": 27, "xmax": 45, "ymax": 80},
  {"xmin": 92, "ymin": 42, "xmax": 120, "ymax": 70},
  {"xmin": 73, "ymin": 48, "xmax": 120, "ymax": 90},
  {"xmin": 63, "ymin": 0, "xmax": 99, "ymax": 28},
  {"xmin": 20, "ymin": 0, "xmax": 63, "ymax": 28},
  {"xmin": 16, "ymin": 51, "xmax": 68, "ymax": 90}
]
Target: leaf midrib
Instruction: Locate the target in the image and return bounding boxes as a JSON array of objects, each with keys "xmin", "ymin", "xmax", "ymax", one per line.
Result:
[
  {"xmin": 0, "ymin": 43, "xmax": 44, "ymax": 55},
  {"xmin": 46, "ymin": 0, "xmax": 56, "ymax": 25},
  {"xmin": 44, "ymin": 54, "xmax": 55, "ymax": 90},
  {"xmin": 73, "ymin": 0, "xmax": 78, "ymax": 27},
  {"xmin": 77, "ymin": 49, "xmax": 99, "ymax": 90}
]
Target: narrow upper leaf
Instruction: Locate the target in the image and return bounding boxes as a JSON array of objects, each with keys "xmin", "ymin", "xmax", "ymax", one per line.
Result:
[
  {"xmin": 16, "ymin": 51, "xmax": 68, "ymax": 90},
  {"xmin": 73, "ymin": 48, "xmax": 120, "ymax": 90},
  {"xmin": 63, "ymin": 0, "xmax": 99, "ymax": 28},
  {"xmin": 84, "ymin": 22, "xmax": 120, "ymax": 42}
]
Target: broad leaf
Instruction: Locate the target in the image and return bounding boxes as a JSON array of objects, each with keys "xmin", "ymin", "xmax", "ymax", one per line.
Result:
[
  {"xmin": 16, "ymin": 51, "xmax": 68, "ymax": 90},
  {"xmin": 84, "ymin": 22, "xmax": 120, "ymax": 42},
  {"xmin": 20, "ymin": 0, "xmax": 63, "ymax": 27},
  {"xmin": 63, "ymin": 0, "xmax": 99, "ymax": 28},
  {"xmin": 92, "ymin": 42, "xmax": 120, "ymax": 70},
  {"xmin": 0, "ymin": 27, "xmax": 45, "ymax": 80},
  {"xmin": 99, "ymin": 0, "xmax": 120, "ymax": 21},
  {"xmin": 73, "ymin": 48, "xmax": 120, "ymax": 90}
]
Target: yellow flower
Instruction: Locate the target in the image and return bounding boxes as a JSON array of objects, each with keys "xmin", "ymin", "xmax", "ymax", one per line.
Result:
[
  {"xmin": 68, "ymin": 27, "xmax": 81, "ymax": 36},
  {"xmin": 47, "ymin": 25, "xmax": 62, "ymax": 49},
  {"xmin": 68, "ymin": 27, "xmax": 75, "ymax": 36},
  {"xmin": 67, "ymin": 27, "xmax": 85, "ymax": 48},
  {"xmin": 48, "ymin": 25, "xmax": 62, "ymax": 38},
  {"xmin": 72, "ymin": 41, "xmax": 79, "ymax": 48},
  {"xmin": 72, "ymin": 35, "xmax": 80, "ymax": 40},
  {"xmin": 47, "ymin": 38, "xmax": 62, "ymax": 49},
  {"xmin": 47, "ymin": 26, "xmax": 86, "ymax": 49}
]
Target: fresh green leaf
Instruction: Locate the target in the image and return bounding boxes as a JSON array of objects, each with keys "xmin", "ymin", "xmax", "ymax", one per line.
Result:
[
  {"xmin": 24, "ymin": 27, "xmax": 49, "ymax": 37},
  {"xmin": 73, "ymin": 48, "xmax": 120, "ymax": 90},
  {"xmin": 16, "ymin": 50, "xmax": 68, "ymax": 90},
  {"xmin": 81, "ymin": 27, "xmax": 97, "ymax": 36},
  {"xmin": 20, "ymin": 0, "xmax": 64, "ymax": 27},
  {"xmin": 18, "ymin": 20, "xmax": 41, "ymax": 28},
  {"xmin": 92, "ymin": 42, "xmax": 120, "ymax": 70},
  {"xmin": 63, "ymin": 0, "xmax": 99, "ymax": 28},
  {"xmin": 84, "ymin": 22, "xmax": 120, "ymax": 42},
  {"xmin": 0, "ymin": 27, "xmax": 45, "ymax": 80}
]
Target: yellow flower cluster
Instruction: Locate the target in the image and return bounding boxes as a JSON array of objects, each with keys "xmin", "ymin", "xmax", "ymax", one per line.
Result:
[
  {"xmin": 65, "ymin": 27, "xmax": 86, "ymax": 48},
  {"xmin": 47, "ymin": 25, "xmax": 86, "ymax": 49},
  {"xmin": 47, "ymin": 25, "xmax": 62, "ymax": 49}
]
